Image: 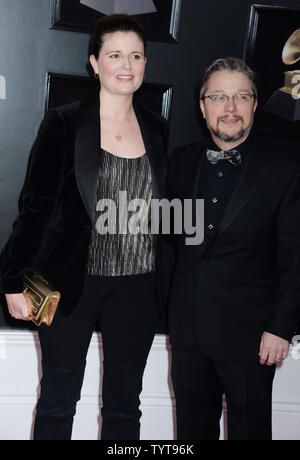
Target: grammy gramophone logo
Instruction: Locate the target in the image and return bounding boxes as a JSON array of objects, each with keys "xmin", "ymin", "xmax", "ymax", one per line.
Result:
[{"xmin": 264, "ymin": 28, "xmax": 300, "ymax": 121}]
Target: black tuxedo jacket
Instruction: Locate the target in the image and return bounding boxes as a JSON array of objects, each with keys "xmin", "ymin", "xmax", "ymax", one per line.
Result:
[
  {"xmin": 0, "ymin": 97, "xmax": 168, "ymax": 315},
  {"xmin": 167, "ymin": 136, "xmax": 300, "ymax": 363}
]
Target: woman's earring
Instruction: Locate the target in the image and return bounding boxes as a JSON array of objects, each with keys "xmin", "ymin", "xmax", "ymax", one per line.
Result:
[{"xmin": 94, "ymin": 73, "xmax": 100, "ymax": 79}]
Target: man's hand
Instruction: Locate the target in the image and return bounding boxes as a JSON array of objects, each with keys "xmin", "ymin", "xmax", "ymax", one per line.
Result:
[
  {"xmin": 259, "ymin": 331, "xmax": 289, "ymax": 366},
  {"xmin": 5, "ymin": 293, "xmax": 31, "ymax": 321}
]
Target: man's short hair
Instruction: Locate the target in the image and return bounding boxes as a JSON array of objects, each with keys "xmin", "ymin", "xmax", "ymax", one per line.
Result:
[{"xmin": 199, "ymin": 57, "xmax": 258, "ymax": 100}]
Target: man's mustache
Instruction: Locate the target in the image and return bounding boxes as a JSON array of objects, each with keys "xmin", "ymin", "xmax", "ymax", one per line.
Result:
[{"xmin": 218, "ymin": 116, "xmax": 243, "ymax": 123}]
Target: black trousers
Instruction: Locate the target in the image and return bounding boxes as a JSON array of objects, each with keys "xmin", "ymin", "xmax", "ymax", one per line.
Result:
[
  {"xmin": 171, "ymin": 345, "xmax": 276, "ymax": 440},
  {"xmin": 34, "ymin": 272, "xmax": 158, "ymax": 440}
]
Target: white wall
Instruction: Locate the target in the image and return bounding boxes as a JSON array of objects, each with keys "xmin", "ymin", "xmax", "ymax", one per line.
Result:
[{"xmin": 0, "ymin": 331, "xmax": 299, "ymax": 440}]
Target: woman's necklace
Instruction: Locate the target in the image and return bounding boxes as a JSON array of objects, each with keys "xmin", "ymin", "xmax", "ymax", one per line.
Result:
[{"xmin": 115, "ymin": 133, "xmax": 122, "ymax": 142}]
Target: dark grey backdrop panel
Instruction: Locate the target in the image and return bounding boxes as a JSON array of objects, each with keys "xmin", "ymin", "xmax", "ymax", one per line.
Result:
[
  {"xmin": 51, "ymin": 0, "xmax": 181, "ymax": 42},
  {"xmin": 45, "ymin": 73, "xmax": 173, "ymax": 120},
  {"xmin": 244, "ymin": 4, "xmax": 300, "ymax": 139},
  {"xmin": 1, "ymin": 0, "xmax": 300, "ymax": 329}
]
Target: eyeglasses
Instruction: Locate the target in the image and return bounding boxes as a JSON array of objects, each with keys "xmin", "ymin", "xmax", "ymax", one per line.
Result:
[{"xmin": 201, "ymin": 93, "xmax": 255, "ymax": 104}]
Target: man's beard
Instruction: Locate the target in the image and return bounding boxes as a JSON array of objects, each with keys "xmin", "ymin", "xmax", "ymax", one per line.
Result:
[{"xmin": 207, "ymin": 118, "xmax": 253, "ymax": 143}]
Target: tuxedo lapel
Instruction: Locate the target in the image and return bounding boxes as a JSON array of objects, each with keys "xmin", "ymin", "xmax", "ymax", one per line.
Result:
[
  {"xmin": 74, "ymin": 97, "xmax": 100, "ymax": 222},
  {"xmin": 189, "ymin": 142, "xmax": 207, "ymax": 231},
  {"xmin": 192, "ymin": 142, "xmax": 208, "ymax": 199},
  {"xmin": 217, "ymin": 138, "xmax": 276, "ymax": 237},
  {"xmin": 134, "ymin": 104, "xmax": 166, "ymax": 201}
]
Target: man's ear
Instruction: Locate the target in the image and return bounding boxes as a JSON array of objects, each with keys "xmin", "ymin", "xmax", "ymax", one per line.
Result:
[
  {"xmin": 199, "ymin": 99, "xmax": 206, "ymax": 119},
  {"xmin": 253, "ymin": 98, "xmax": 258, "ymax": 113}
]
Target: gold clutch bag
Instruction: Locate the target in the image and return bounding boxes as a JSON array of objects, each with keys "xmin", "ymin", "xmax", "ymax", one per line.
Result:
[{"xmin": 23, "ymin": 270, "xmax": 60, "ymax": 326}]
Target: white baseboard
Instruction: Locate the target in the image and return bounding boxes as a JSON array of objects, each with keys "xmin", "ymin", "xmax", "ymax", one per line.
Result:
[{"xmin": 0, "ymin": 330, "xmax": 299, "ymax": 440}]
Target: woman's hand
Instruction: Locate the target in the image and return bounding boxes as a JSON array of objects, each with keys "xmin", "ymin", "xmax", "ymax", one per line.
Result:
[{"xmin": 5, "ymin": 293, "xmax": 31, "ymax": 321}]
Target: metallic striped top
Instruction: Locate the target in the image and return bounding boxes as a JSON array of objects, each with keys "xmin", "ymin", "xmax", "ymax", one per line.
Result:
[{"xmin": 85, "ymin": 149, "xmax": 156, "ymax": 276}]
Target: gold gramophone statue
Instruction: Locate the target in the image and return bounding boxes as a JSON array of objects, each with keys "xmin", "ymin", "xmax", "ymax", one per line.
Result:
[{"xmin": 264, "ymin": 28, "xmax": 300, "ymax": 121}]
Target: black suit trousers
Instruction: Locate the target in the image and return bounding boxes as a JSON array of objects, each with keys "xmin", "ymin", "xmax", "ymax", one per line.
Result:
[{"xmin": 171, "ymin": 345, "xmax": 276, "ymax": 440}]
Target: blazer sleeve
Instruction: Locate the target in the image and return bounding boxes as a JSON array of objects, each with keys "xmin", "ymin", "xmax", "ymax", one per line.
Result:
[
  {"xmin": 0, "ymin": 108, "xmax": 67, "ymax": 293},
  {"xmin": 265, "ymin": 169, "xmax": 300, "ymax": 341}
]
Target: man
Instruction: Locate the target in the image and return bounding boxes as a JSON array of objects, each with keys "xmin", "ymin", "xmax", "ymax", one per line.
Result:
[{"xmin": 167, "ymin": 57, "xmax": 300, "ymax": 440}]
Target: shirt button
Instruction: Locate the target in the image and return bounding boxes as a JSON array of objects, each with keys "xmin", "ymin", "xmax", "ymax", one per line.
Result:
[
  {"xmin": 208, "ymin": 224, "xmax": 214, "ymax": 230},
  {"xmin": 218, "ymin": 172, "xmax": 223, "ymax": 177},
  {"xmin": 212, "ymin": 198, "xmax": 218, "ymax": 204}
]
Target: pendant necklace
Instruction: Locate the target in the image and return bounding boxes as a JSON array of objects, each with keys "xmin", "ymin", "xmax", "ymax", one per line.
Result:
[{"xmin": 115, "ymin": 134, "xmax": 122, "ymax": 142}]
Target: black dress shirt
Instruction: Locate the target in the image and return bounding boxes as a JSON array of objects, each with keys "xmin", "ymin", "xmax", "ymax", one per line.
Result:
[{"xmin": 198, "ymin": 135, "xmax": 254, "ymax": 245}]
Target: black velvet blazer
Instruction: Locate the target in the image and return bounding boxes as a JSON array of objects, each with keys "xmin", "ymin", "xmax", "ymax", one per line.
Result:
[{"xmin": 0, "ymin": 97, "xmax": 168, "ymax": 315}]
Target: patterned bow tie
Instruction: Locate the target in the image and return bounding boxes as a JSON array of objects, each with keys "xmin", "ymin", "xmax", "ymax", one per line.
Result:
[{"xmin": 206, "ymin": 149, "xmax": 242, "ymax": 167}]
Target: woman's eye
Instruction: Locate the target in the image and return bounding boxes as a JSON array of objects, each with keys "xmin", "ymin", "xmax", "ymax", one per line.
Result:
[{"xmin": 109, "ymin": 54, "xmax": 119, "ymax": 59}]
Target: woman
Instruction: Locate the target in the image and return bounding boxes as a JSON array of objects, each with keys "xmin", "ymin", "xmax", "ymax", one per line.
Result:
[{"xmin": 0, "ymin": 14, "xmax": 168, "ymax": 440}]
